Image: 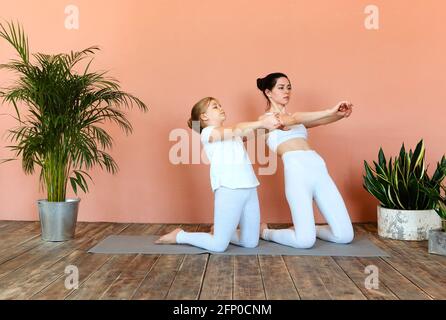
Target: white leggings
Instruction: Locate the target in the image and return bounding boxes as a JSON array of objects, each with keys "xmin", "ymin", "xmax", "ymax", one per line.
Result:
[
  {"xmin": 262, "ymin": 150, "xmax": 354, "ymax": 248},
  {"xmin": 176, "ymin": 187, "xmax": 260, "ymax": 252}
]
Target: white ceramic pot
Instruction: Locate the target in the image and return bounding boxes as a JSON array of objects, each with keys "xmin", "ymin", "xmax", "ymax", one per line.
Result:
[{"xmin": 377, "ymin": 206, "xmax": 442, "ymax": 241}]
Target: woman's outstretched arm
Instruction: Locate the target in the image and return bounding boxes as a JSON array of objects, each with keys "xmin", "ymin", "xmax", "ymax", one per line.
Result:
[
  {"xmin": 304, "ymin": 108, "xmax": 352, "ymax": 128},
  {"xmin": 278, "ymin": 101, "xmax": 353, "ymax": 127}
]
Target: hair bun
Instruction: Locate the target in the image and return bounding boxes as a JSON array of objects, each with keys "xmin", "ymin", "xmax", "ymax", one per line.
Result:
[{"xmin": 256, "ymin": 78, "xmax": 264, "ymax": 91}]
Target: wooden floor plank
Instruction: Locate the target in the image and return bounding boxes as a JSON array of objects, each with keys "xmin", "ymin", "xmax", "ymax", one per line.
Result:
[
  {"xmin": 333, "ymin": 257, "xmax": 399, "ymax": 300},
  {"xmin": 0, "ymin": 222, "xmax": 98, "ymax": 280},
  {"xmin": 196, "ymin": 224, "xmax": 212, "ymax": 233},
  {"xmin": 0, "ymin": 222, "xmax": 42, "ymax": 252},
  {"xmin": 0, "ymin": 221, "xmax": 13, "ymax": 229},
  {"xmin": 119, "ymin": 224, "xmax": 196, "ymax": 300},
  {"xmin": 156, "ymin": 224, "xmax": 182, "ymax": 236},
  {"xmin": 0, "ymin": 223, "xmax": 119, "ymax": 299},
  {"xmin": 356, "ymin": 257, "xmax": 431, "ymax": 300},
  {"xmin": 282, "ymin": 256, "xmax": 331, "ymax": 299},
  {"xmin": 0, "ymin": 221, "xmax": 31, "ymax": 234},
  {"xmin": 99, "ymin": 254, "xmax": 159, "ymax": 300},
  {"xmin": 312, "ymin": 256, "xmax": 367, "ymax": 300},
  {"xmin": 196, "ymin": 225, "xmax": 264, "ymax": 300},
  {"xmin": 352, "ymin": 224, "xmax": 432, "ymax": 300},
  {"xmin": 0, "ymin": 221, "xmax": 444, "ymax": 300},
  {"xmin": 0, "ymin": 220, "xmax": 40, "ymax": 235},
  {"xmin": 234, "ymin": 256, "xmax": 265, "ymax": 300},
  {"xmin": 180, "ymin": 224, "xmax": 201, "ymax": 232},
  {"xmin": 285, "ymin": 255, "xmax": 368, "ymax": 300},
  {"xmin": 132, "ymin": 254, "xmax": 185, "ymax": 300},
  {"xmin": 66, "ymin": 254, "xmax": 136, "ymax": 300},
  {"xmin": 200, "ymin": 255, "xmax": 233, "ymax": 300},
  {"xmin": 0, "ymin": 222, "xmax": 91, "ymax": 266},
  {"xmin": 259, "ymin": 255, "xmax": 300, "ymax": 300},
  {"xmin": 164, "ymin": 224, "xmax": 208, "ymax": 300},
  {"xmin": 364, "ymin": 224, "xmax": 446, "ymax": 278},
  {"xmin": 34, "ymin": 223, "xmax": 157, "ymax": 300},
  {"xmin": 362, "ymin": 224, "xmax": 446, "ymax": 278},
  {"xmin": 0, "ymin": 241, "xmax": 63, "ymax": 280},
  {"xmin": 166, "ymin": 254, "xmax": 209, "ymax": 300},
  {"xmin": 98, "ymin": 223, "xmax": 166, "ymax": 300},
  {"xmin": 32, "ymin": 249, "xmax": 113, "ymax": 300},
  {"xmin": 293, "ymin": 222, "xmax": 376, "ymax": 301},
  {"xmin": 169, "ymin": 223, "xmax": 254, "ymax": 300},
  {"xmin": 267, "ymin": 223, "xmax": 292, "ymax": 229},
  {"xmin": 0, "ymin": 249, "xmax": 85, "ymax": 299},
  {"xmin": 358, "ymin": 224, "xmax": 446, "ymax": 299}
]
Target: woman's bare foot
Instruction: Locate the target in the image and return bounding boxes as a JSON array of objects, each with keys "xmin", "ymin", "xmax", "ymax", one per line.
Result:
[{"xmin": 155, "ymin": 228, "xmax": 183, "ymax": 244}]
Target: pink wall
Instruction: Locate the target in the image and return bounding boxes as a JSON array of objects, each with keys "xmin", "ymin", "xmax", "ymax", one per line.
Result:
[{"xmin": 0, "ymin": 0, "xmax": 445, "ymax": 223}]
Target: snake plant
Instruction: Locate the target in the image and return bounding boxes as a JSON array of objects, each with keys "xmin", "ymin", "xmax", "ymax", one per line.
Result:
[
  {"xmin": 0, "ymin": 21, "xmax": 148, "ymax": 202},
  {"xmin": 421, "ymin": 182, "xmax": 446, "ymax": 220},
  {"xmin": 363, "ymin": 139, "xmax": 446, "ymax": 210}
]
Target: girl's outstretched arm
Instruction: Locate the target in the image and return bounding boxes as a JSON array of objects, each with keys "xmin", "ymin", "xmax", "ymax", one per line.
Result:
[{"xmin": 207, "ymin": 114, "xmax": 280, "ymax": 142}]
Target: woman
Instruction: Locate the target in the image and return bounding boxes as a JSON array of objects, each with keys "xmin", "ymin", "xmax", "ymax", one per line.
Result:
[
  {"xmin": 257, "ymin": 72, "xmax": 354, "ymax": 248},
  {"xmin": 156, "ymin": 97, "xmax": 281, "ymax": 252}
]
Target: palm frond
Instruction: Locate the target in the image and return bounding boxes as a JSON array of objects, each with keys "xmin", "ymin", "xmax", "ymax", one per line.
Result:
[
  {"xmin": 0, "ymin": 21, "xmax": 148, "ymax": 201},
  {"xmin": 0, "ymin": 21, "xmax": 29, "ymax": 63}
]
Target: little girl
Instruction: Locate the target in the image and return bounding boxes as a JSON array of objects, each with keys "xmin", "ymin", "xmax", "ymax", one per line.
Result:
[{"xmin": 156, "ymin": 97, "xmax": 280, "ymax": 252}]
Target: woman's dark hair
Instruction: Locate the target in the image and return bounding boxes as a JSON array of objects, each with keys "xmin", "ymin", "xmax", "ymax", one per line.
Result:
[{"xmin": 256, "ymin": 72, "xmax": 289, "ymax": 106}]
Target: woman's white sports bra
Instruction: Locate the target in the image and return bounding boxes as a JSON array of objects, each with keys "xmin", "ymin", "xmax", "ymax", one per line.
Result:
[{"xmin": 266, "ymin": 123, "xmax": 308, "ymax": 153}]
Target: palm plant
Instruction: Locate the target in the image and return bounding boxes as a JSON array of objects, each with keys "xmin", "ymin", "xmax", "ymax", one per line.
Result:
[
  {"xmin": 0, "ymin": 21, "xmax": 148, "ymax": 202},
  {"xmin": 363, "ymin": 139, "xmax": 446, "ymax": 210}
]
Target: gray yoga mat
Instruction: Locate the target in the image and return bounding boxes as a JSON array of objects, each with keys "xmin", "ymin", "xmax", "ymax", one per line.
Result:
[{"xmin": 88, "ymin": 235, "xmax": 389, "ymax": 257}]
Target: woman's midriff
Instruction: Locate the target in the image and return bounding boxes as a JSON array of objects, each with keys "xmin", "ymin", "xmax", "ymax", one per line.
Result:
[{"xmin": 276, "ymin": 138, "xmax": 312, "ymax": 157}]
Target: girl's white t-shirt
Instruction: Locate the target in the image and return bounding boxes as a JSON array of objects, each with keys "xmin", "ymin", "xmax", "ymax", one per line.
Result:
[{"xmin": 201, "ymin": 126, "xmax": 260, "ymax": 192}]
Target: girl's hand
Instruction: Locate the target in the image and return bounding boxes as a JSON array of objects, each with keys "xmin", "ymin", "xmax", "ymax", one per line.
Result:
[
  {"xmin": 267, "ymin": 98, "xmax": 291, "ymax": 130},
  {"xmin": 277, "ymin": 113, "xmax": 293, "ymax": 131},
  {"xmin": 260, "ymin": 113, "xmax": 281, "ymax": 130},
  {"xmin": 260, "ymin": 112, "xmax": 290, "ymax": 130}
]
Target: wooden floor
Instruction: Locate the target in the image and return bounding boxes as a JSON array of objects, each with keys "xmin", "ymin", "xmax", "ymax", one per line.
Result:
[{"xmin": 0, "ymin": 221, "xmax": 445, "ymax": 300}]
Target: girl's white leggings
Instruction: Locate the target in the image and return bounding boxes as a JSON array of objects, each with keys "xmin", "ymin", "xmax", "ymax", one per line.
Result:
[
  {"xmin": 262, "ymin": 150, "xmax": 354, "ymax": 248},
  {"xmin": 176, "ymin": 187, "xmax": 260, "ymax": 252}
]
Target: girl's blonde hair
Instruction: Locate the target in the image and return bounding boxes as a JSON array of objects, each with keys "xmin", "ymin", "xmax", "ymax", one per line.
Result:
[{"xmin": 187, "ymin": 97, "xmax": 217, "ymax": 133}]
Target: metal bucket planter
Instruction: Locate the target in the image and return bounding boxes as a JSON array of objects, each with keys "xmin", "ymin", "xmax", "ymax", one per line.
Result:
[
  {"xmin": 377, "ymin": 206, "xmax": 442, "ymax": 240},
  {"xmin": 428, "ymin": 220, "xmax": 446, "ymax": 256},
  {"xmin": 38, "ymin": 198, "xmax": 80, "ymax": 242}
]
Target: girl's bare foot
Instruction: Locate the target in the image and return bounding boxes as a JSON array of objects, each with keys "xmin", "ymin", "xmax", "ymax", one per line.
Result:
[{"xmin": 155, "ymin": 228, "xmax": 183, "ymax": 244}]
